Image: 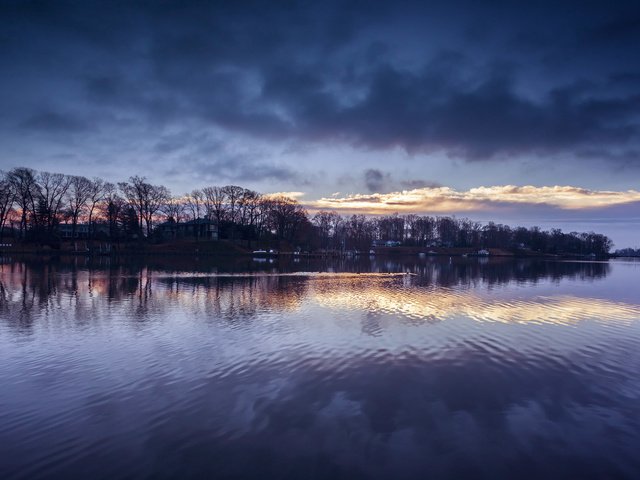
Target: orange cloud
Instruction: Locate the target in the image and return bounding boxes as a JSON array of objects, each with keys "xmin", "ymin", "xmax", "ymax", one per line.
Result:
[
  {"xmin": 263, "ymin": 191, "xmax": 306, "ymax": 200},
  {"xmin": 307, "ymin": 185, "xmax": 640, "ymax": 213}
]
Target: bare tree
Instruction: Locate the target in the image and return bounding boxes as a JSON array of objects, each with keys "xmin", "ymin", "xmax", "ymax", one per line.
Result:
[
  {"xmin": 221, "ymin": 185, "xmax": 244, "ymax": 224},
  {"xmin": 0, "ymin": 171, "xmax": 16, "ymax": 241},
  {"xmin": 265, "ymin": 195, "xmax": 308, "ymax": 242},
  {"xmin": 119, "ymin": 176, "xmax": 170, "ymax": 237},
  {"xmin": 202, "ymin": 186, "xmax": 226, "ymax": 226},
  {"xmin": 144, "ymin": 184, "xmax": 170, "ymax": 236},
  {"xmin": 7, "ymin": 167, "xmax": 40, "ymax": 237},
  {"xmin": 100, "ymin": 184, "xmax": 125, "ymax": 239},
  {"xmin": 67, "ymin": 176, "xmax": 92, "ymax": 240},
  {"xmin": 237, "ymin": 189, "xmax": 259, "ymax": 227},
  {"xmin": 254, "ymin": 196, "xmax": 274, "ymax": 240},
  {"xmin": 246, "ymin": 191, "xmax": 264, "ymax": 230},
  {"xmin": 312, "ymin": 211, "xmax": 342, "ymax": 250},
  {"xmin": 37, "ymin": 171, "xmax": 71, "ymax": 233},
  {"xmin": 86, "ymin": 178, "xmax": 108, "ymax": 238},
  {"xmin": 162, "ymin": 197, "xmax": 186, "ymax": 223},
  {"xmin": 345, "ymin": 214, "xmax": 376, "ymax": 251},
  {"xmin": 185, "ymin": 189, "xmax": 204, "ymax": 221}
]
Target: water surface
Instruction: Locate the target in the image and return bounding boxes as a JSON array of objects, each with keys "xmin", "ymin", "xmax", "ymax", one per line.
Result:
[{"xmin": 1, "ymin": 256, "xmax": 639, "ymax": 479}]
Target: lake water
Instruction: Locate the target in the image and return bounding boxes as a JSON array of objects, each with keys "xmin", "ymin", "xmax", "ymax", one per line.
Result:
[{"xmin": 1, "ymin": 256, "xmax": 639, "ymax": 479}]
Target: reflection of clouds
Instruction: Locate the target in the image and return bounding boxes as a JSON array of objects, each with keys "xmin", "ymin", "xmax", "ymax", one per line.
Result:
[
  {"xmin": 180, "ymin": 348, "xmax": 640, "ymax": 479},
  {"xmin": 1, "ymin": 265, "xmax": 638, "ymax": 331},
  {"xmin": 1, "ymin": 262, "xmax": 640, "ymax": 478},
  {"xmin": 310, "ymin": 279, "xmax": 640, "ymax": 326}
]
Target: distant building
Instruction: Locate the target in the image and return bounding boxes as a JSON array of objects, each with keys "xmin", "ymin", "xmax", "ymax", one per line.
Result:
[
  {"xmin": 57, "ymin": 223, "xmax": 109, "ymax": 239},
  {"xmin": 157, "ymin": 218, "xmax": 219, "ymax": 240},
  {"xmin": 372, "ymin": 239, "xmax": 402, "ymax": 247},
  {"xmin": 58, "ymin": 223, "xmax": 90, "ymax": 239}
]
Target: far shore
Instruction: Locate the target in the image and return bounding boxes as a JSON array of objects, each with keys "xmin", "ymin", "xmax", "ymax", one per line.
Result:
[{"xmin": 0, "ymin": 239, "xmax": 613, "ymax": 260}]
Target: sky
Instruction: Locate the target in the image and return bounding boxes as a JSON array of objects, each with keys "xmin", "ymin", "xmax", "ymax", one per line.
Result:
[{"xmin": 1, "ymin": 0, "xmax": 639, "ymax": 247}]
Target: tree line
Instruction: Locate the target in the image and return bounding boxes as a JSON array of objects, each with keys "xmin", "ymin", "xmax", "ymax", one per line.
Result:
[
  {"xmin": 312, "ymin": 212, "xmax": 613, "ymax": 255},
  {"xmin": 0, "ymin": 167, "xmax": 613, "ymax": 255},
  {"xmin": 0, "ymin": 167, "xmax": 309, "ymax": 246},
  {"xmin": 613, "ymin": 248, "xmax": 640, "ymax": 257}
]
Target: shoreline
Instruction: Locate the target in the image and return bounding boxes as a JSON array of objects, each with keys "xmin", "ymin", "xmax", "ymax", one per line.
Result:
[{"xmin": 0, "ymin": 243, "xmax": 612, "ymax": 260}]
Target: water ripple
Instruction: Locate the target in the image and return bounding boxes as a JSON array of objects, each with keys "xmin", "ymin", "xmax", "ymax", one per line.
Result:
[{"xmin": 1, "ymin": 259, "xmax": 639, "ymax": 479}]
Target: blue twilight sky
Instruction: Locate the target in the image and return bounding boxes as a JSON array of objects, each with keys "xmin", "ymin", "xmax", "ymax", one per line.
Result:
[{"xmin": 0, "ymin": 0, "xmax": 639, "ymax": 246}]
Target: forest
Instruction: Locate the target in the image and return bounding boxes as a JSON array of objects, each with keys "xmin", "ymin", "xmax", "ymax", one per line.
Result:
[{"xmin": 0, "ymin": 167, "xmax": 613, "ymax": 255}]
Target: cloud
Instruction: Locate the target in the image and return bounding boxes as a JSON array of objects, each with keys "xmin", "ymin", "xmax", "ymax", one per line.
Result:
[
  {"xmin": 364, "ymin": 169, "xmax": 387, "ymax": 192},
  {"xmin": 252, "ymin": 65, "xmax": 640, "ymax": 161},
  {"xmin": 19, "ymin": 111, "xmax": 88, "ymax": 133},
  {"xmin": 400, "ymin": 179, "xmax": 443, "ymax": 189},
  {"xmin": 264, "ymin": 191, "xmax": 305, "ymax": 200},
  {"xmin": 2, "ymin": 0, "xmax": 640, "ymax": 183},
  {"xmin": 363, "ymin": 170, "xmax": 442, "ymax": 193},
  {"xmin": 309, "ymin": 185, "xmax": 640, "ymax": 213},
  {"xmin": 176, "ymin": 155, "xmax": 299, "ymax": 184}
]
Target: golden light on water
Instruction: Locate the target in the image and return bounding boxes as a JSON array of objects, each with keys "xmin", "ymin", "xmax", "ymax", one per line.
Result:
[
  {"xmin": 309, "ymin": 279, "xmax": 640, "ymax": 326},
  {"xmin": 3, "ymin": 269, "xmax": 639, "ymax": 327}
]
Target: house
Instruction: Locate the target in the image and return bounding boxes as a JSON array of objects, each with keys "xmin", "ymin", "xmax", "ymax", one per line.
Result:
[
  {"xmin": 371, "ymin": 239, "xmax": 402, "ymax": 248},
  {"xmin": 58, "ymin": 223, "xmax": 90, "ymax": 239},
  {"xmin": 158, "ymin": 218, "xmax": 219, "ymax": 240},
  {"xmin": 180, "ymin": 218, "xmax": 218, "ymax": 239},
  {"xmin": 57, "ymin": 223, "xmax": 109, "ymax": 239}
]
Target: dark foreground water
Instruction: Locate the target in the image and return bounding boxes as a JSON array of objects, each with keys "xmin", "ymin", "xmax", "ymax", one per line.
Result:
[{"xmin": 1, "ymin": 255, "xmax": 639, "ymax": 479}]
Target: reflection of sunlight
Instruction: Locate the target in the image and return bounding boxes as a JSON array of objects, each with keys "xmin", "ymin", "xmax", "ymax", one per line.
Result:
[
  {"xmin": 310, "ymin": 280, "xmax": 640, "ymax": 326},
  {"xmin": 2, "ymin": 267, "xmax": 639, "ymax": 327},
  {"xmin": 469, "ymin": 296, "xmax": 640, "ymax": 325},
  {"xmin": 150, "ymin": 272, "xmax": 412, "ymax": 279}
]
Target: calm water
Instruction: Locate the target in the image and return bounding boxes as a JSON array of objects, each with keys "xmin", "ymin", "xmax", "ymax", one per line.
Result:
[{"xmin": 1, "ymin": 256, "xmax": 639, "ymax": 479}]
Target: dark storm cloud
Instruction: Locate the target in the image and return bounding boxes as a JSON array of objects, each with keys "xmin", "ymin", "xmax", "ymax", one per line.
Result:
[
  {"xmin": 585, "ymin": 15, "xmax": 640, "ymax": 42},
  {"xmin": 20, "ymin": 110, "xmax": 88, "ymax": 133},
  {"xmin": 401, "ymin": 180, "xmax": 442, "ymax": 190},
  {"xmin": 577, "ymin": 149, "xmax": 640, "ymax": 169},
  {"xmin": 190, "ymin": 156, "xmax": 299, "ymax": 184},
  {"xmin": 1, "ymin": 0, "xmax": 640, "ymax": 175},
  {"xmin": 364, "ymin": 169, "xmax": 387, "ymax": 193},
  {"xmin": 175, "ymin": 150, "xmax": 298, "ymax": 185},
  {"xmin": 363, "ymin": 169, "xmax": 442, "ymax": 193}
]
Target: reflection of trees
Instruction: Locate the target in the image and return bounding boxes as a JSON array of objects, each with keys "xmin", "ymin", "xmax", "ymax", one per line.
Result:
[
  {"xmin": 0, "ymin": 260, "xmax": 310, "ymax": 333},
  {"xmin": 0, "ymin": 257, "xmax": 611, "ymax": 334},
  {"xmin": 158, "ymin": 276, "xmax": 308, "ymax": 321},
  {"xmin": 366, "ymin": 257, "xmax": 610, "ymax": 288}
]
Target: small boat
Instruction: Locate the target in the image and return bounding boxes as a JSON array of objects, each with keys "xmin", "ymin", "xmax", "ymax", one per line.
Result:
[{"xmin": 252, "ymin": 249, "xmax": 278, "ymax": 256}]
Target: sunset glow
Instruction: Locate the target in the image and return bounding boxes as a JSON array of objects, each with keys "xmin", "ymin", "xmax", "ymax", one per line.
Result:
[{"xmin": 310, "ymin": 185, "xmax": 640, "ymax": 214}]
